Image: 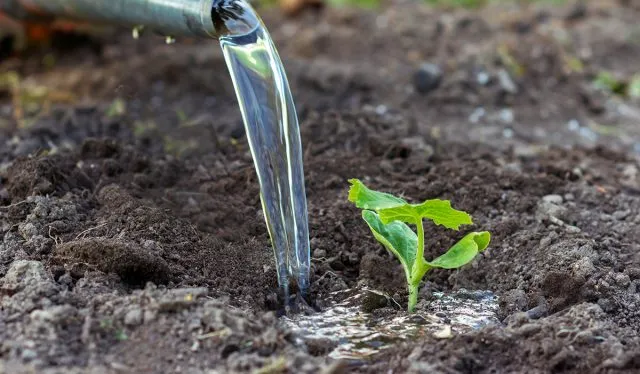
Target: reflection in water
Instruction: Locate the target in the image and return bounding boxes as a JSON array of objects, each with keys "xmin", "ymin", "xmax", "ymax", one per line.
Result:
[{"xmin": 211, "ymin": 0, "xmax": 258, "ymax": 36}]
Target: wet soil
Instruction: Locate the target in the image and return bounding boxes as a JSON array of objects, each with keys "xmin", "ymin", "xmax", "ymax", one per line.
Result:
[{"xmin": 1, "ymin": 0, "xmax": 640, "ymax": 373}]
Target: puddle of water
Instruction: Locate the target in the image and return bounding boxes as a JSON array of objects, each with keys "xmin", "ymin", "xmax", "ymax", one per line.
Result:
[{"xmin": 283, "ymin": 289, "xmax": 499, "ymax": 360}]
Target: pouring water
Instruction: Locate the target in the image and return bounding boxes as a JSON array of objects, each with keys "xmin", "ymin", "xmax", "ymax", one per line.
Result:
[{"xmin": 214, "ymin": 0, "xmax": 311, "ymax": 303}]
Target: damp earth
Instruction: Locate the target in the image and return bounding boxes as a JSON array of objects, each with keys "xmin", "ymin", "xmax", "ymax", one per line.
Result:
[{"xmin": 2, "ymin": 0, "xmax": 640, "ymax": 373}]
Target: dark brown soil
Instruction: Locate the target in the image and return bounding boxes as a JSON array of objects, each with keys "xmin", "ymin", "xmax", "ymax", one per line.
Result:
[{"xmin": 1, "ymin": 0, "xmax": 640, "ymax": 373}]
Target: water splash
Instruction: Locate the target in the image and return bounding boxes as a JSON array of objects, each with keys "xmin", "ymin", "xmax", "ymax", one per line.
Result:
[
  {"xmin": 283, "ymin": 288, "xmax": 500, "ymax": 360},
  {"xmin": 213, "ymin": 0, "xmax": 310, "ymax": 299}
]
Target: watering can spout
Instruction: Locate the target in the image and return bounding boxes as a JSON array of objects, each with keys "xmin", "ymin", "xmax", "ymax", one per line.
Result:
[{"xmin": 0, "ymin": 0, "xmax": 256, "ymax": 39}]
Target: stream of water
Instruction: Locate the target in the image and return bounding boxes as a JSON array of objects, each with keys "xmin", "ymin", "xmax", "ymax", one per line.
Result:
[{"xmin": 212, "ymin": 0, "xmax": 310, "ymax": 300}]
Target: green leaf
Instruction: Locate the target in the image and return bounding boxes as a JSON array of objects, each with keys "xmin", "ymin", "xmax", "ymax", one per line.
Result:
[
  {"xmin": 427, "ymin": 231, "xmax": 490, "ymax": 269},
  {"xmin": 377, "ymin": 204, "xmax": 420, "ymax": 224},
  {"xmin": 379, "ymin": 199, "xmax": 472, "ymax": 230},
  {"xmin": 348, "ymin": 179, "xmax": 406, "ymax": 210},
  {"xmin": 414, "ymin": 200, "xmax": 472, "ymax": 229},
  {"xmin": 362, "ymin": 210, "xmax": 417, "ymax": 281},
  {"xmin": 349, "ymin": 180, "xmax": 472, "ymax": 230}
]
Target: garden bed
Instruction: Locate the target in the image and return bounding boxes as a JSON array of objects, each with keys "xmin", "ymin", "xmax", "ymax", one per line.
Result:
[{"xmin": 1, "ymin": 1, "xmax": 640, "ymax": 372}]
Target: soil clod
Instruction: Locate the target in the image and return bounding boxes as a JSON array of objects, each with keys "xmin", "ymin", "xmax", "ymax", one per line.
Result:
[{"xmin": 54, "ymin": 238, "xmax": 172, "ymax": 286}]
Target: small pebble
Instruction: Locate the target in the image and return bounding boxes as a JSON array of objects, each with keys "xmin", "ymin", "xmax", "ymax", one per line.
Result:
[
  {"xmin": 565, "ymin": 224, "xmax": 582, "ymax": 233},
  {"xmin": 476, "ymin": 71, "xmax": 490, "ymax": 85},
  {"xmin": 497, "ymin": 69, "xmax": 518, "ymax": 94},
  {"xmin": 567, "ymin": 119, "xmax": 580, "ymax": 131},
  {"xmin": 124, "ymin": 308, "xmax": 143, "ymax": 326},
  {"xmin": 469, "ymin": 107, "xmax": 486, "ymax": 123},
  {"xmin": 414, "ymin": 63, "xmax": 443, "ymax": 94},
  {"xmin": 526, "ymin": 305, "xmax": 547, "ymax": 320},
  {"xmin": 499, "ymin": 108, "xmax": 514, "ymax": 124},
  {"xmin": 572, "ymin": 167, "xmax": 583, "ymax": 177},
  {"xmin": 579, "ymin": 126, "xmax": 598, "ymax": 142},
  {"xmin": 21, "ymin": 349, "xmax": 38, "ymax": 360},
  {"xmin": 375, "ymin": 105, "xmax": 388, "ymax": 115},
  {"xmin": 542, "ymin": 195, "xmax": 563, "ymax": 204},
  {"xmin": 433, "ymin": 325, "xmax": 452, "ymax": 339}
]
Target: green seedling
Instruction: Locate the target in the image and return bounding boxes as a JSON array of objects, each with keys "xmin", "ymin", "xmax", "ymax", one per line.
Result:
[{"xmin": 348, "ymin": 179, "xmax": 490, "ymax": 312}]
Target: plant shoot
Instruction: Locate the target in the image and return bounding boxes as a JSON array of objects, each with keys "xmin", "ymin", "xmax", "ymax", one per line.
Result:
[{"xmin": 348, "ymin": 179, "xmax": 490, "ymax": 312}]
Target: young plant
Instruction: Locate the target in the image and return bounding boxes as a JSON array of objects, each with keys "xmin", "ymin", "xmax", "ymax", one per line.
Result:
[{"xmin": 348, "ymin": 179, "xmax": 490, "ymax": 312}]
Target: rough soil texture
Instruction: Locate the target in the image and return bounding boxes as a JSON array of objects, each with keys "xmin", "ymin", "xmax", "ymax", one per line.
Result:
[{"xmin": 1, "ymin": 0, "xmax": 640, "ymax": 373}]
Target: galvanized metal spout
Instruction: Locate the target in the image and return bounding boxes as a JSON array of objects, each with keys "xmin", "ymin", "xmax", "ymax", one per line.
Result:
[{"xmin": 1, "ymin": 0, "xmax": 221, "ymax": 38}]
